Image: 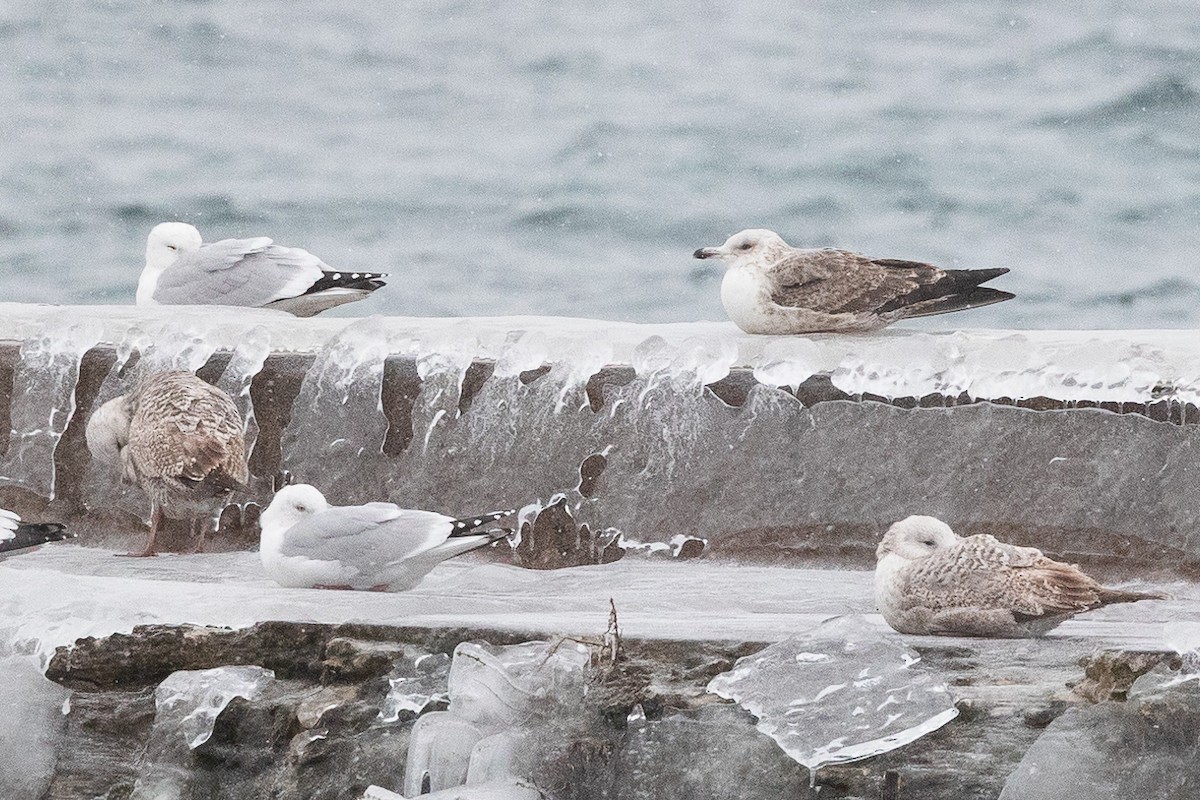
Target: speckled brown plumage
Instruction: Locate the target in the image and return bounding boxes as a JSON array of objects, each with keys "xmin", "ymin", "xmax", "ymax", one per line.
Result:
[
  {"xmin": 695, "ymin": 229, "xmax": 1014, "ymax": 334},
  {"xmin": 86, "ymin": 370, "xmax": 247, "ymax": 556},
  {"xmin": 875, "ymin": 516, "xmax": 1166, "ymax": 637}
]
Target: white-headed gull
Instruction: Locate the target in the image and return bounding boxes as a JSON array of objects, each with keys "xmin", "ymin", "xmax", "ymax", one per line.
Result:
[
  {"xmin": 138, "ymin": 222, "xmax": 388, "ymax": 316},
  {"xmin": 259, "ymin": 484, "xmax": 514, "ymax": 591}
]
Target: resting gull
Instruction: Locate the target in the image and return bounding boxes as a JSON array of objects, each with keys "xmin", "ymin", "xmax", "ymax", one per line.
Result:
[
  {"xmin": 138, "ymin": 222, "xmax": 388, "ymax": 316},
  {"xmin": 0, "ymin": 508, "xmax": 73, "ymax": 557},
  {"xmin": 259, "ymin": 483, "xmax": 514, "ymax": 591},
  {"xmin": 694, "ymin": 229, "xmax": 1013, "ymax": 334},
  {"xmin": 85, "ymin": 370, "xmax": 248, "ymax": 557},
  {"xmin": 875, "ymin": 515, "xmax": 1166, "ymax": 637}
]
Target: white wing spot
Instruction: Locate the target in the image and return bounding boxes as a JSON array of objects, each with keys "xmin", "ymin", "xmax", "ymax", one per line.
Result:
[
  {"xmin": 473, "ymin": 519, "xmax": 482, "ymax": 525},
  {"xmin": 332, "ymin": 273, "xmax": 341, "ymax": 280}
]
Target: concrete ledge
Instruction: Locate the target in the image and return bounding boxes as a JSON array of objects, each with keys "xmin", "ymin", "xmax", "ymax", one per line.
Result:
[{"xmin": 0, "ymin": 304, "xmax": 1197, "ymax": 571}]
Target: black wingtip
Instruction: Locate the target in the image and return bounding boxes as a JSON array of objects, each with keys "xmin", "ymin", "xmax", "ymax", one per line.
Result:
[
  {"xmin": 448, "ymin": 509, "xmax": 517, "ymax": 536},
  {"xmin": 1, "ymin": 523, "xmax": 75, "ymax": 555},
  {"xmin": 306, "ymin": 271, "xmax": 389, "ymax": 296}
]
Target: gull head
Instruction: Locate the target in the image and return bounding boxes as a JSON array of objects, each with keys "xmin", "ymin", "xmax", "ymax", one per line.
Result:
[
  {"xmin": 85, "ymin": 395, "xmax": 133, "ymax": 466},
  {"xmin": 876, "ymin": 515, "xmax": 959, "ymax": 561},
  {"xmin": 145, "ymin": 222, "xmax": 203, "ymax": 270},
  {"xmin": 261, "ymin": 483, "xmax": 330, "ymax": 535},
  {"xmin": 693, "ymin": 229, "xmax": 790, "ymax": 269}
]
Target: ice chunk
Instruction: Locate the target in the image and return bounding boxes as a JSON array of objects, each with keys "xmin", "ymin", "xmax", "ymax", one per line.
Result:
[
  {"xmin": 0, "ymin": 315, "xmax": 102, "ymax": 497},
  {"xmin": 0, "ymin": 655, "xmax": 70, "ymax": 800},
  {"xmin": 753, "ymin": 338, "xmax": 827, "ymax": 391},
  {"xmin": 214, "ymin": 324, "xmax": 272, "ymax": 464},
  {"xmin": 707, "ymin": 616, "xmax": 958, "ymax": 784},
  {"xmin": 378, "ymin": 650, "xmax": 451, "ymax": 723},
  {"xmin": 154, "ymin": 665, "xmax": 275, "ymax": 750},
  {"xmin": 403, "ymin": 640, "xmax": 589, "ymax": 796},
  {"xmin": 130, "ymin": 665, "xmax": 274, "ymax": 800}
]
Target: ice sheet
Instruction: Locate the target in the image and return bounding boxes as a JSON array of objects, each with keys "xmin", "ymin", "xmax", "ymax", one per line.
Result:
[
  {"xmin": 707, "ymin": 616, "xmax": 959, "ymax": 782},
  {"xmin": 0, "ymin": 547, "xmax": 1190, "ymax": 671}
]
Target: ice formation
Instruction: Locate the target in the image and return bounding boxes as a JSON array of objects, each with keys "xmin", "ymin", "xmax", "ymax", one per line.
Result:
[
  {"xmin": 403, "ymin": 640, "xmax": 589, "ymax": 795},
  {"xmin": 131, "ymin": 665, "xmax": 275, "ymax": 800},
  {"xmin": 0, "ymin": 315, "xmax": 101, "ymax": 497},
  {"xmin": 707, "ymin": 615, "xmax": 959, "ymax": 784},
  {"xmin": 378, "ymin": 649, "xmax": 451, "ymax": 723}
]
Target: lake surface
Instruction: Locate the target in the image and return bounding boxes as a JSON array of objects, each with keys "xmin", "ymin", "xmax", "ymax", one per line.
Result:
[{"xmin": 3, "ymin": 0, "xmax": 1199, "ymax": 328}]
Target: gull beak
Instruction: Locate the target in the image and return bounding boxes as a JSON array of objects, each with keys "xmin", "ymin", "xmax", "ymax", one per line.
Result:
[{"xmin": 693, "ymin": 247, "xmax": 722, "ymax": 260}]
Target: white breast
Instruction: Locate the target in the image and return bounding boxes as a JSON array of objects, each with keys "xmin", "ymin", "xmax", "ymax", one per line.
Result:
[
  {"xmin": 873, "ymin": 552, "xmax": 911, "ymax": 621},
  {"xmin": 136, "ymin": 267, "xmax": 163, "ymax": 306},
  {"xmin": 719, "ymin": 268, "xmax": 775, "ymax": 333}
]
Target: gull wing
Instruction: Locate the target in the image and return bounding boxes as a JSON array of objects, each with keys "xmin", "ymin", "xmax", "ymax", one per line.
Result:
[
  {"xmin": 904, "ymin": 534, "xmax": 1107, "ymax": 619},
  {"xmin": 152, "ymin": 237, "xmax": 326, "ymax": 307}
]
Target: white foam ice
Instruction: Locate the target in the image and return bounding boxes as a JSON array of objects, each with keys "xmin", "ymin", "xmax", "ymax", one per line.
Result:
[{"xmin": 707, "ymin": 615, "xmax": 959, "ymax": 785}]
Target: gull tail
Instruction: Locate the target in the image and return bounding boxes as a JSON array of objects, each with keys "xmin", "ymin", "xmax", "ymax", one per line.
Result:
[
  {"xmin": 1097, "ymin": 586, "xmax": 1170, "ymax": 606},
  {"xmin": 448, "ymin": 509, "xmax": 516, "ymax": 537},
  {"xmin": 1, "ymin": 522, "xmax": 75, "ymax": 556}
]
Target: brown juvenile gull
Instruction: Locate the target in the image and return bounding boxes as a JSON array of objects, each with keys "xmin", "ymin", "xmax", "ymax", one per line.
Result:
[
  {"xmin": 85, "ymin": 371, "xmax": 248, "ymax": 557},
  {"xmin": 138, "ymin": 222, "xmax": 388, "ymax": 316},
  {"xmin": 874, "ymin": 515, "xmax": 1166, "ymax": 637},
  {"xmin": 259, "ymin": 483, "xmax": 514, "ymax": 591},
  {"xmin": 693, "ymin": 229, "xmax": 1013, "ymax": 334}
]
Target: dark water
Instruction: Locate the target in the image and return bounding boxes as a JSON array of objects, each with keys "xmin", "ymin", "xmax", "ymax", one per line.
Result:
[{"xmin": 3, "ymin": 1, "xmax": 1200, "ymax": 327}]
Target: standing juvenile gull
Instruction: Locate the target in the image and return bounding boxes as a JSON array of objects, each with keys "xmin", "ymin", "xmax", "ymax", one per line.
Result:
[
  {"xmin": 259, "ymin": 484, "xmax": 514, "ymax": 591},
  {"xmin": 0, "ymin": 508, "xmax": 74, "ymax": 557},
  {"xmin": 694, "ymin": 229, "xmax": 1013, "ymax": 334},
  {"xmin": 85, "ymin": 371, "xmax": 248, "ymax": 557},
  {"xmin": 138, "ymin": 222, "xmax": 388, "ymax": 316},
  {"xmin": 875, "ymin": 515, "xmax": 1166, "ymax": 637}
]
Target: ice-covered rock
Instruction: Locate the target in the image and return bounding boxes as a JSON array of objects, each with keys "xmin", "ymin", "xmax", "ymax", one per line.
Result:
[
  {"xmin": 130, "ymin": 665, "xmax": 274, "ymax": 800},
  {"xmin": 999, "ymin": 664, "xmax": 1200, "ymax": 800},
  {"xmin": 707, "ymin": 616, "xmax": 959, "ymax": 784}
]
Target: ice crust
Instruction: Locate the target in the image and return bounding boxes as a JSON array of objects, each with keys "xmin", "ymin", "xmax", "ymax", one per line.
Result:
[{"xmin": 707, "ymin": 616, "xmax": 959, "ymax": 782}]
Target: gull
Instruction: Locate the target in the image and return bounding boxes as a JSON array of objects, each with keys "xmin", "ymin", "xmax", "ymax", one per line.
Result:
[
  {"xmin": 0, "ymin": 508, "xmax": 74, "ymax": 557},
  {"xmin": 86, "ymin": 371, "xmax": 248, "ymax": 557},
  {"xmin": 875, "ymin": 515, "xmax": 1166, "ymax": 637},
  {"xmin": 694, "ymin": 229, "xmax": 1013, "ymax": 334},
  {"xmin": 259, "ymin": 483, "xmax": 514, "ymax": 591},
  {"xmin": 138, "ymin": 222, "xmax": 388, "ymax": 316}
]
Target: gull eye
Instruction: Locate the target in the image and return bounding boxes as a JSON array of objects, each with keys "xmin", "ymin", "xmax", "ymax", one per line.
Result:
[
  {"xmin": 738, "ymin": 241, "xmax": 754, "ymax": 251},
  {"xmin": 165, "ymin": 244, "xmax": 178, "ymax": 251},
  {"xmin": 296, "ymin": 504, "xmax": 307, "ymax": 513},
  {"xmin": 922, "ymin": 539, "xmax": 935, "ymax": 546}
]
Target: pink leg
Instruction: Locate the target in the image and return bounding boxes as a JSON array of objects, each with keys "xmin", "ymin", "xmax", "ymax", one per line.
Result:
[
  {"xmin": 189, "ymin": 517, "xmax": 208, "ymax": 554},
  {"xmin": 118, "ymin": 505, "xmax": 163, "ymax": 558}
]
